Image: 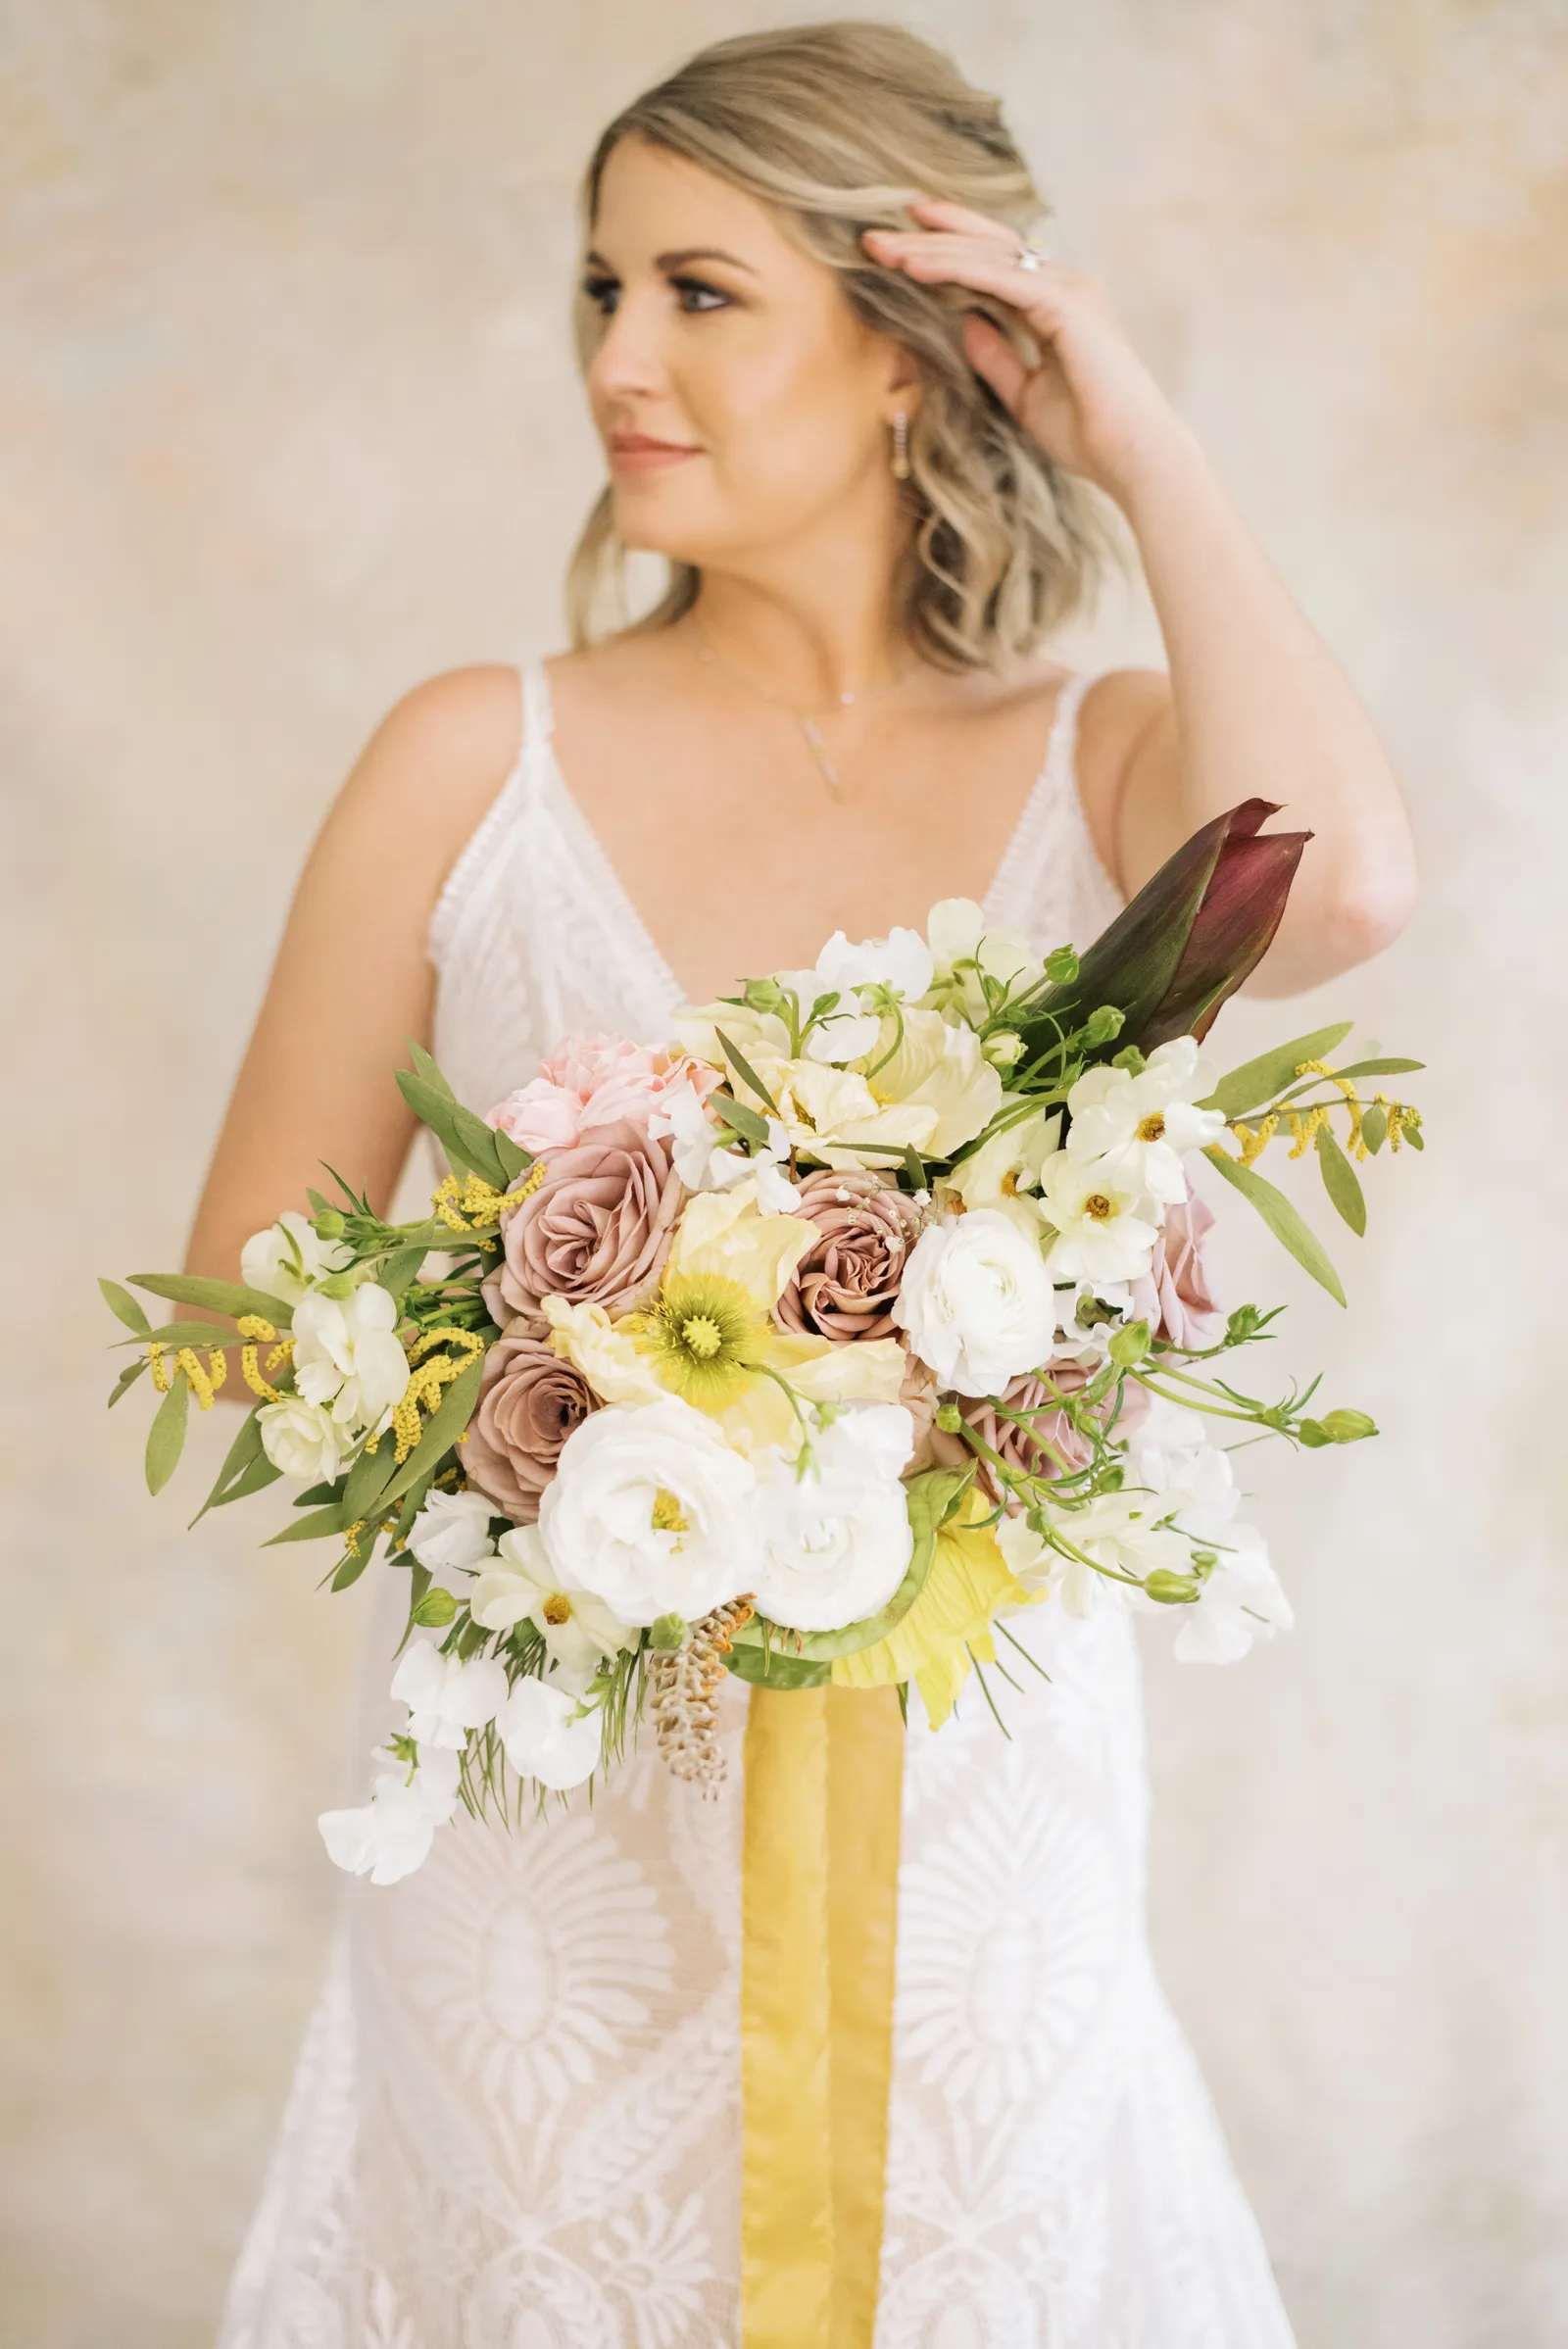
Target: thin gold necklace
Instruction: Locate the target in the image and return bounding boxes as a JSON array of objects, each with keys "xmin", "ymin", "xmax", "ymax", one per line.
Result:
[{"xmin": 686, "ymin": 612, "xmax": 916, "ymax": 800}]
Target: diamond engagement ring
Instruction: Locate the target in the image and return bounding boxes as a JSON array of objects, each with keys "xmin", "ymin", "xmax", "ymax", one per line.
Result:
[{"xmin": 1017, "ymin": 241, "xmax": 1047, "ymax": 271}]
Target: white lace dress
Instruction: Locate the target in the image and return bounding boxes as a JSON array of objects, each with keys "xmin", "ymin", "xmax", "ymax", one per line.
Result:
[{"xmin": 218, "ymin": 661, "xmax": 1298, "ymax": 2349}]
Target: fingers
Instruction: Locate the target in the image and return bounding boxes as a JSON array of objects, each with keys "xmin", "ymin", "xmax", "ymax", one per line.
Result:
[
  {"xmin": 861, "ymin": 223, "xmax": 1067, "ymax": 317},
  {"xmin": 961, "ymin": 314, "xmax": 1030, "ymax": 415}
]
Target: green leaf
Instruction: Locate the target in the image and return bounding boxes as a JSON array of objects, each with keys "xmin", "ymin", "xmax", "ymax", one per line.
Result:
[
  {"xmin": 1361, "ymin": 1103, "xmax": 1388, "ymax": 1154},
  {"xmin": 107, "ymin": 1357, "xmax": 148, "ymax": 1408},
  {"xmin": 377, "ymin": 1246, "xmax": 429, "ymax": 1306},
  {"xmin": 1322, "ymin": 1056, "xmax": 1424, "ymax": 1084},
  {"xmin": 395, "ymin": 1071, "xmax": 510, "ymax": 1189},
  {"xmin": 99, "ymin": 1277, "xmax": 152, "ymax": 1336},
  {"xmin": 406, "ymin": 1039, "xmax": 457, "ymax": 1099},
  {"xmin": 329, "ymin": 1545, "xmax": 375, "ymax": 1592},
  {"xmin": 493, "ymin": 1129, "xmax": 529, "ymax": 1181},
  {"xmin": 1201, "ymin": 1147, "xmax": 1347, "ymax": 1306},
  {"xmin": 145, "ymin": 1370, "xmax": 191, "ymax": 1494},
  {"xmin": 714, "ymin": 1029, "xmax": 782, "ymax": 1118},
  {"xmin": 902, "ymin": 1145, "xmax": 928, "ymax": 1190},
  {"xmin": 1403, "ymin": 1122, "xmax": 1425, "ymax": 1151},
  {"xmin": 343, "ymin": 1435, "xmax": 399, "ymax": 1524},
  {"xmin": 710, "ymin": 1089, "xmax": 771, "ymax": 1146},
  {"xmin": 724, "ymin": 1641, "xmax": 832, "ymax": 1689},
  {"xmin": 191, "ymin": 1407, "xmax": 268, "ymax": 1521},
  {"xmin": 131, "ymin": 1272, "xmax": 294, "ymax": 1329},
  {"xmin": 265, "ymin": 1500, "xmax": 353, "ymax": 1546},
  {"xmin": 373, "ymin": 1355, "xmax": 487, "ymax": 1520},
  {"xmin": 1314, "ymin": 1124, "xmax": 1367, "ymax": 1237},
  {"xmin": 114, "ymin": 1318, "xmax": 236, "ymax": 1350},
  {"xmin": 1200, "ymin": 1023, "xmax": 1355, "ymax": 1119},
  {"xmin": 205, "ymin": 1453, "xmax": 283, "ymax": 1510}
]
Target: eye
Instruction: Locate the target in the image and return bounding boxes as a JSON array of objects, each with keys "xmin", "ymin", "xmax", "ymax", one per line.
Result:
[
  {"xmin": 670, "ymin": 273, "xmax": 732, "ymax": 315},
  {"xmin": 581, "ymin": 272, "xmax": 619, "ymax": 316}
]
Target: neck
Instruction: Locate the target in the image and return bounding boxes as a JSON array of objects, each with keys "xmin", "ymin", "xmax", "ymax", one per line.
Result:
[{"xmin": 687, "ymin": 533, "xmax": 918, "ymax": 708}]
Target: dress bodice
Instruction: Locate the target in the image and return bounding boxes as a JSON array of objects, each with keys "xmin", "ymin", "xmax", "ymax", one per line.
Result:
[{"xmin": 427, "ymin": 657, "xmax": 1124, "ymax": 1119}]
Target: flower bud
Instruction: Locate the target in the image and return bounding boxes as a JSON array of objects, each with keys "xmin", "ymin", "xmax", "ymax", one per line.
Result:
[
  {"xmin": 745, "ymin": 977, "xmax": 786, "ymax": 1014},
  {"xmin": 982, "ymin": 1030, "xmax": 1025, "ymax": 1068},
  {"xmin": 1082, "ymin": 1004, "xmax": 1125, "ymax": 1047},
  {"xmin": 313, "ymin": 1209, "xmax": 347, "ymax": 1239},
  {"xmin": 1320, "ymin": 1407, "xmax": 1378, "ymax": 1444},
  {"xmin": 411, "ymin": 1587, "xmax": 459, "ymax": 1627},
  {"xmin": 934, "ymin": 1403, "xmax": 963, "ymax": 1434},
  {"xmin": 316, "ymin": 1271, "xmax": 357, "ymax": 1299},
  {"xmin": 648, "ymin": 1613, "xmax": 688, "ymax": 1651},
  {"xmin": 1107, "ymin": 1317, "xmax": 1152, "ymax": 1369},
  {"xmin": 1143, "ymin": 1569, "xmax": 1200, "ymax": 1605}
]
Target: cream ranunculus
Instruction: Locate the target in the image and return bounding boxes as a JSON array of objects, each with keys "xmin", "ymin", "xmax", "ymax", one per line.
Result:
[
  {"xmin": 761, "ymin": 1054, "xmax": 939, "ymax": 1172},
  {"xmin": 861, "ymin": 1007, "xmax": 1003, "ymax": 1157},
  {"xmin": 751, "ymin": 1402, "xmax": 915, "ymax": 1632},
  {"xmin": 666, "ymin": 1177, "xmax": 814, "ymax": 1311},
  {"xmin": 538, "ymin": 1395, "xmax": 760, "ymax": 1628},
  {"xmin": 239, "ymin": 1209, "xmax": 353, "ymax": 1306},
  {"xmin": 291, "ymin": 1282, "xmax": 411, "ymax": 1434},
  {"xmin": 256, "ymin": 1395, "xmax": 346, "ymax": 1483},
  {"xmin": 542, "ymin": 1295, "xmax": 668, "ymax": 1406},
  {"xmin": 893, "ymin": 1208, "xmax": 1057, "ymax": 1397},
  {"xmin": 924, "ymin": 898, "xmax": 1039, "ymax": 1023},
  {"xmin": 1035, "ymin": 1150, "xmax": 1162, "ymax": 1286},
  {"xmin": 470, "ymin": 1522, "xmax": 636, "ymax": 1688}
]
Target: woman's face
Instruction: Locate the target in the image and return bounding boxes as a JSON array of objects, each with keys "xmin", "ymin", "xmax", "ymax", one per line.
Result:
[{"xmin": 582, "ymin": 137, "xmax": 914, "ymax": 571}]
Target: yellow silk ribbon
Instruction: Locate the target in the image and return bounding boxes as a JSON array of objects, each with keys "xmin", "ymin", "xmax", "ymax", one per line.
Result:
[{"xmin": 741, "ymin": 1682, "xmax": 906, "ymax": 2348}]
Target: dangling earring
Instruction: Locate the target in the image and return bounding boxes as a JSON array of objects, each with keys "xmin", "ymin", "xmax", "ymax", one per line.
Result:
[{"xmin": 891, "ymin": 410, "xmax": 910, "ymax": 481}]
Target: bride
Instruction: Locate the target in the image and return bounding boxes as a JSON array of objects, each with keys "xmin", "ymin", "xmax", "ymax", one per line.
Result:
[{"xmin": 192, "ymin": 21, "xmax": 1415, "ymax": 2346}]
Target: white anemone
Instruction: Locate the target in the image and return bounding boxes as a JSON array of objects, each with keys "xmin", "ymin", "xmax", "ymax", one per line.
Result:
[{"xmin": 1065, "ymin": 1038, "xmax": 1229, "ymax": 1203}]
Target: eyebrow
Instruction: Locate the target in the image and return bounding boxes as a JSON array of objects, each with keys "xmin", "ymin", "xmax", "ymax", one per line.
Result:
[{"xmin": 583, "ymin": 245, "xmax": 760, "ymax": 276}]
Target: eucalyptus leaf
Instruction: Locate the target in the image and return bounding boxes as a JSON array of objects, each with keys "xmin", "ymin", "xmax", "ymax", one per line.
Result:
[
  {"xmin": 99, "ymin": 1277, "xmax": 152, "ymax": 1337},
  {"xmin": 377, "ymin": 1247, "xmax": 429, "ymax": 1306},
  {"xmin": 202, "ymin": 1452, "xmax": 283, "ymax": 1512},
  {"xmin": 1200, "ymin": 1023, "xmax": 1354, "ymax": 1119},
  {"xmin": 1201, "ymin": 1148, "xmax": 1347, "ymax": 1307},
  {"xmin": 343, "ymin": 1436, "xmax": 399, "ymax": 1523},
  {"xmin": 1314, "ymin": 1124, "xmax": 1367, "ymax": 1237},
  {"xmin": 265, "ymin": 1500, "xmax": 352, "ymax": 1546},
  {"xmin": 1361, "ymin": 1103, "xmax": 1389, "ymax": 1154},
  {"xmin": 131, "ymin": 1272, "xmax": 294, "ymax": 1329},
  {"xmin": 710, "ymin": 1089, "xmax": 770, "ymax": 1146},
  {"xmin": 115, "ymin": 1319, "xmax": 235, "ymax": 1350},
  {"xmin": 329, "ymin": 1546, "xmax": 374, "ymax": 1592},
  {"xmin": 396, "ymin": 1071, "xmax": 511, "ymax": 1189},
  {"xmin": 145, "ymin": 1370, "xmax": 190, "ymax": 1494},
  {"xmin": 406, "ymin": 1039, "xmax": 457, "ymax": 1100},
  {"xmin": 191, "ymin": 1408, "xmax": 266, "ymax": 1521},
  {"xmin": 1317, "ymin": 1056, "xmax": 1424, "ymax": 1084},
  {"xmin": 372, "ymin": 1356, "xmax": 486, "ymax": 1520}
]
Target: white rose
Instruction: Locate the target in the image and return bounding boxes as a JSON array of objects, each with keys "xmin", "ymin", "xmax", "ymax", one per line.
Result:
[
  {"xmin": 406, "ymin": 1488, "xmax": 498, "ymax": 1575},
  {"xmin": 292, "ymin": 1282, "xmax": 411, "ymax": 1434},
  {"xmin": 240, "ymin": 1209, "xmax": 352, "ymax": 1305},
  {"xmin": 893, "ymin": 1208, "xmax": 1056, "ymax": 1397},
  {"xmin": 390, "ymin": 1639, "xmax": 509, "ymax": 1750},
  {"xmin": 496, "ymin": 1679, "xmax": 604, "ymax": 1790},
  {"xmin": 538, "ymin": 1395, "xmax": 760, "ymax": 1628},
  {"xmin": 318, "ymin": 1742, "xmax": 461, "ymax": 1885},
  {"xmin": 1035, "ymin": 1150, "xmax": 1161, "ymax": 1286},
  {"xmin": 750, "ymin": 1403, "xmax": 915, "ymax": 1632},
  {"xmin": 256, "ymin": 1395, "xmax": 345, "ymax": 1483}
]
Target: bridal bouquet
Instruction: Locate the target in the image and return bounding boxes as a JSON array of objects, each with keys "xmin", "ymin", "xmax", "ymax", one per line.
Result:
[{"xmin": 103, "ymin": 799, "xmax": 1422, "ymax": 1884}]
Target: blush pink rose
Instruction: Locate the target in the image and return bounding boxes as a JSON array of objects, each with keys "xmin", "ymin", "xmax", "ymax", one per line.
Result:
[
  {"xmin": 461, "ymin": 1327, "xmax": 598, "ymax": 1524},
  {"xmin": 1130, "ymin": 1189, "xmax": 1224, "ymax": 1351},
  {"xmin": 481, "ymin": 1117, "xmax": 685, "ymax": 1331},
  {"xmin": 487, "ymin": 1035, "xmax": 718, "ymax": 1154}
]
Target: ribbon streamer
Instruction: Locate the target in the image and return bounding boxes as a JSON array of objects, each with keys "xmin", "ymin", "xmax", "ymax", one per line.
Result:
[{"xmin": 741, "ymin": 1683, "xmax": 906, "ymax": 2347}]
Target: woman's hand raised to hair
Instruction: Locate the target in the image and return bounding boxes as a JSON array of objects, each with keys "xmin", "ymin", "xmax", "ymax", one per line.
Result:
[{"xmin": 861, "ymin": 198, "xmax": 1193, "ymax": 509}]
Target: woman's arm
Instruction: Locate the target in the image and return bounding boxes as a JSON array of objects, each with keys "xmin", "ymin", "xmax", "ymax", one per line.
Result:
[
  {"xmin": 183, "ymin": 664, "xmax": 520, "ymax": 1287},
  {"xmin": 862, "ymin": 201, "xmax": 1419, "ymax": 994}
]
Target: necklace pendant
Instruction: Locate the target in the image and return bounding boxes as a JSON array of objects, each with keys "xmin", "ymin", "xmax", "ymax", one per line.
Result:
[{"xmin": 799, "ymin": 715, "xmax": 844, "ymax": 800}]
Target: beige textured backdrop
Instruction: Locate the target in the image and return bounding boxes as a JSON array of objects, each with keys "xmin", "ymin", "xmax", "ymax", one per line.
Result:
[{"xmin": 4, "ymin": 4, "xmax": 1566, "ymax": 2343}]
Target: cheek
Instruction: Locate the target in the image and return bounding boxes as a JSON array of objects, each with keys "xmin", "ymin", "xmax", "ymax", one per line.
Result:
[{"xmin": 682, "ymin": 325, "xmax": 876, "ymax": 504}]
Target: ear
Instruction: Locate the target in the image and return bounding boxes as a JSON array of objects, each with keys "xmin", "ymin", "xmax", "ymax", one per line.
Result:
[{"xmin": 881, "ymin": 346, "xmax": 922, "ymax": 422}]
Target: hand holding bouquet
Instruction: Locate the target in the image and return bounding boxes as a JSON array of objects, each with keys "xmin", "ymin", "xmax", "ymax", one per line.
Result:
[{"xmin": 103, "ymin": 799, "xmax": 1423, "ymax": 1882}]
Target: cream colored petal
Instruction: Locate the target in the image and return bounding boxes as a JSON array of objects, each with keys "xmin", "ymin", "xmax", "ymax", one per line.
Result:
[
  {"xmin": 541, "ymin": 1296, "xmax": 666, "ymax": 1405},
  {"xmin": 668, "ymin": 1179, "xmax": 814, "ymax": 1308}
]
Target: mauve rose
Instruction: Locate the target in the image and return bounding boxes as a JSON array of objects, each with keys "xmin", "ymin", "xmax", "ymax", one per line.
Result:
[
  {"xmin": 462, "ymin": 1328, "xmax": 598, "ymax": 1523},
  {"xmin": 774, "ymin": 1167, "xmax": 927, "ymax": 1343},
  {"xmin": 483, "ymin": 1118, "xmax": 684, "ymax": 1331},
  {"xmin": 926, "ymin": 1361, "xmax": 1099, "ymax": 1502},
  {"xmin": 1131, "ymin": 1190, "xmax": 1223, "ymax": 1351}
]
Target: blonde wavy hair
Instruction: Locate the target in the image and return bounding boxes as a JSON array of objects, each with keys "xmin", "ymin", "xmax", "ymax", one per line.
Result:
[{"xmin": 566, "ymin": 20, "xmax": 1117, "ymax": 670}]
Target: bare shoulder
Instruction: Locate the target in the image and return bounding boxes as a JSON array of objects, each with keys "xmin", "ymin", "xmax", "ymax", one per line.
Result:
[{"xmin": 333, "ymin": 661, "xmax": 522, "ymax": 848}]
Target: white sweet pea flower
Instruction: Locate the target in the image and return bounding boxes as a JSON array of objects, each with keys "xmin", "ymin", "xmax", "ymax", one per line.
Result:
[
  {"xmin": 256, "ymin": 1395, "xmax": 345, "ymax": 1483},
  {"xmin": 999, "ymin": 1489, "xmax": 1193, "ymax": 1619},
  {"xmin": 406, "ymin": 1488, "xmax": 498, "ymax": 1575},
  {"xmin": 240, "ymin": 1209, "xmax": 352, "ymax": 1306},
  {"xmin": 1133, "ymin": 1412, "xmax": 1294, "ymax": 1663},
  {"xmin": 389, "ymin": 1639, "xmax": 509, "ymax": 1750},
  {"xmin": 1036, "ymin": 1150, "xmax": 1161, "ymax": 1286},
  {"xmin": 925, "ymin": 898, "xmax": 1038, "ymax": 1022},
  {"xmin": 539, "ymin": 1395, "xmax": 760, "ymax": 1627},
  {"xmin": 751, "ymin": 1403, "xmax": 916, "ymax": 1632},
  {"xmin": 1051, "ymin": 1278, "xmax": 1135, "ymax": 1366},
  {"xmin": 292, "ymin": 1283, "xmax": 411, "ymax": 1434},
  {"xmin": 649, "ymin": 1085, "xmax": 802, "ymax": 1212},
  {"xmin": 1065, "ymin": 1038, "xmax": 1229, "ymax": 1204},
  {"xmin": 318, "ymin": 1742, "xmax": 461, "ymax": 1885},
  {"xmin": 785, "ymin": 925, "xmax": 936, "ymax": 1063},
  {"xmin": 470, "ymin": 1523, "xmax": 636, "ymax": 1688},
  {"xmin": 893, "ymin": 1208, "xmax": 1056, "ymax": 1397},
  {"xmin": 495, "ymin": 1678, "xmax": 603, "ymax": 1790}
]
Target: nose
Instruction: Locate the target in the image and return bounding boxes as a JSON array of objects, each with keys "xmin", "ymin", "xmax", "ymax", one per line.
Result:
[{"xmin": 586, "ymin": 282, "xmax": 669, "ymax": 411}]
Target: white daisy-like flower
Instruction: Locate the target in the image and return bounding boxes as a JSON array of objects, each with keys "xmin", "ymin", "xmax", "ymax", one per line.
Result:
[
  {"xmin": 1065, "ymin": 1037, "xmax": 1228, "ymax": 1203},
  {"xmin": 470, "ymin": 1523, "xmax": 636, "ymax": 1688},
  {"xmin": 1036, "ymin": 1150, "xmax": 1161, "ymax": 1287}
]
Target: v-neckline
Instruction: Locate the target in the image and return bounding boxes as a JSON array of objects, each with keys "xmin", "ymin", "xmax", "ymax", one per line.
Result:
[{"xmin": 531, "ymin": 662, "xmax": 1081, "ymax": 1016}]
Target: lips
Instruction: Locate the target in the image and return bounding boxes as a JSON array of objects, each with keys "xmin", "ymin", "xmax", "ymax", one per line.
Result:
[{"xmin": 609, "ymin": 433, "xmax": 702, "ymax": 473}]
